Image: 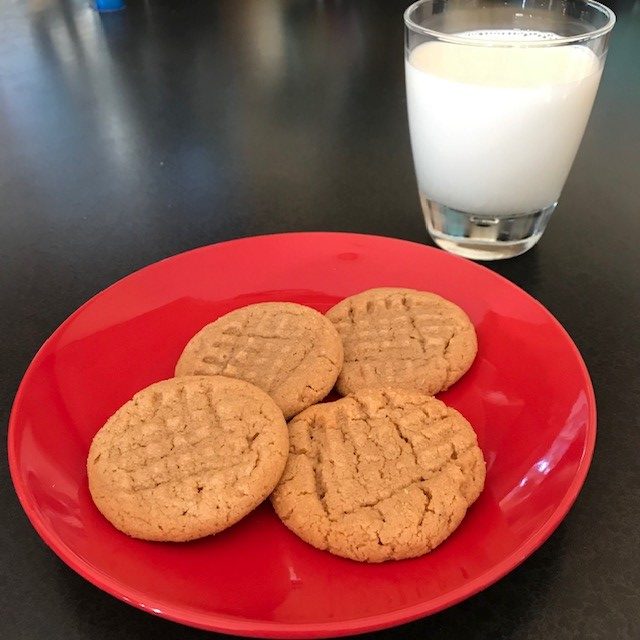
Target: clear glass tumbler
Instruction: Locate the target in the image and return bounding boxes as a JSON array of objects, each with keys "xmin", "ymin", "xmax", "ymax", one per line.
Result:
[{"xmin": 404, "ymin": 0, "xmax": 615, "ymax": 260}]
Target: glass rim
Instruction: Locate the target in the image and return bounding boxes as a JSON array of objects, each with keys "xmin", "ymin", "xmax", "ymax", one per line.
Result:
[{"xmin": 404, "ymin": 0, "xmax": 616, "ymax": 47}]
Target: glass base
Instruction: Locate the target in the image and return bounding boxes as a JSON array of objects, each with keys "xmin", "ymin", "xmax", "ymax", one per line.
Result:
[{"xmin": 421, "ymin": 196, "xmax": 557, "ymax": 261}]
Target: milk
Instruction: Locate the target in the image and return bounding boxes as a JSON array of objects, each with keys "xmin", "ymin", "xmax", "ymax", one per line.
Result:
[{"xmin": 406, "ymin": 32, "xmax": 603, "ymax": 215}]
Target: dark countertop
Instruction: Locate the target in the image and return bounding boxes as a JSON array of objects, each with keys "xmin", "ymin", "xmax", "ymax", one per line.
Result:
[{"xmin": 1, "ymin": 1, "xmax": 639, "ymax": 639}]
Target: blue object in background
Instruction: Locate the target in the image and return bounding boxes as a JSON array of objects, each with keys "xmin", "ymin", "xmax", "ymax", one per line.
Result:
[{"xmin": 95, "ymin": 0, "xmax": 125, "ymax": 12}]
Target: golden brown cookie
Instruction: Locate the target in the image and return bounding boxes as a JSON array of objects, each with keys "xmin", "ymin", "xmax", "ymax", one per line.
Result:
[
  {"xmin": 271, "ymin": 388, "xmax": 485, "ymax": 562},
  {"xmin": 175, "ymin": 302, "xmax": 343, "ymax": 419},
  {"xmin": 326, "ymin": 288, "xmax": 477, "ymax": 396},
  {"xmin": 87, "ymin": 376, "xmax": 288, "ymax": 542}
]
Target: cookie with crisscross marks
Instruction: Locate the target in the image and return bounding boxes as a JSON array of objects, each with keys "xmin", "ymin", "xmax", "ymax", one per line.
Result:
[
  {"xmin": 87, "ymin": 376, "xmax": 288, "ymax": 541},
  {"xmin": 175, "ymin": 302, "xmax": 343, "ymax": 418},
  {"xmin": 271, "ymin": 388, "xmax": 485, "ymax": 562},
  {"xmin": 326, "ymin": 288, "xmax": 476, "ymax": 396}
]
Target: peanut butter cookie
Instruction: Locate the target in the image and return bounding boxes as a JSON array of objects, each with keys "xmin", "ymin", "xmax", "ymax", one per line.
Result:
[
  {"xmin": 87, "ymin": 376, "xmax": 288, "ymax": 542},
  {"xmin": 271, "ymin": 388, "xmax": 485, "ymax": 562},
  {"xmin": 326, "ymin": 288, "xmax": 476, "ymax": 396},
  {"xmin": 175, "ymin": 302, "xmax": 343, "ymax": 419}
]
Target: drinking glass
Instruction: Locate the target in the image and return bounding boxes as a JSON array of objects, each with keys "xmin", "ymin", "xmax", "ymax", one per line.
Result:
[{"xmin": 404, "ymin": 0, "xmax": 615, "ymax": 260}]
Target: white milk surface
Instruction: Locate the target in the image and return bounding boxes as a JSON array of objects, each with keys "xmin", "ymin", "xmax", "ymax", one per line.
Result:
[{"xmin": 406, "ymin": 31, "xmax": 603, "ymax": 215}]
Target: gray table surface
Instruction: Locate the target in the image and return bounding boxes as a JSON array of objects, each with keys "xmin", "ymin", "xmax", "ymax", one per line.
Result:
[{"xmin": 1, "ymin": 1, "xmax": 639, "ymax": 638}]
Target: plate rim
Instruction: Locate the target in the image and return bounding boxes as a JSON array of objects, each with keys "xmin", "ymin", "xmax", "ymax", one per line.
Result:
[{"xmin": 8, "ymin": 231, "xmax": 597, "ymax": 638}]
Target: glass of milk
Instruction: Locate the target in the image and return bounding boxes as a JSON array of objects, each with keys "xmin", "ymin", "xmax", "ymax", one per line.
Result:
[{"xmin": 404, "ymin": 0, "xmax": 615, "ymax": 260}]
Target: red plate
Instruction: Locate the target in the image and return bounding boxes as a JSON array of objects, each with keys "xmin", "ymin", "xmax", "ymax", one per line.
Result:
[{"xmin": 8, "ymin": 232, "xmax": 595, "ymax": 638}]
